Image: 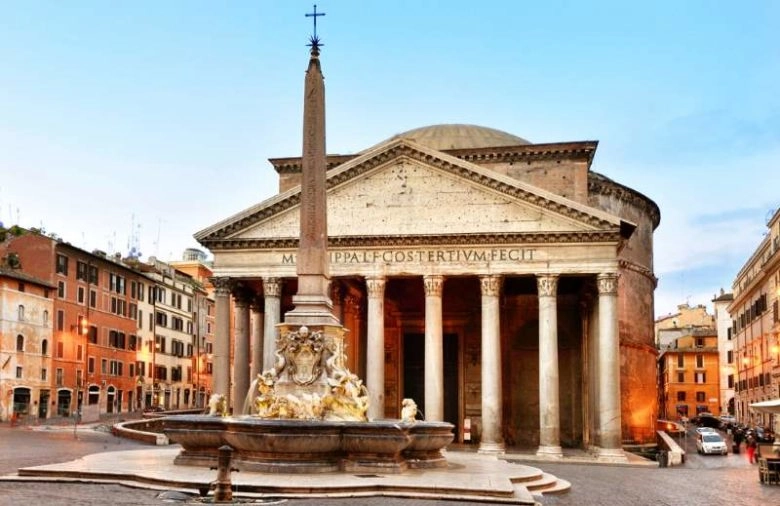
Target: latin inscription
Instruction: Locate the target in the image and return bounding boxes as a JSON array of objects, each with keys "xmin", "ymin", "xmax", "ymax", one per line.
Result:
[{"xmin": 281, "ymin": 248, "xmax": 536, "ymax": 265}]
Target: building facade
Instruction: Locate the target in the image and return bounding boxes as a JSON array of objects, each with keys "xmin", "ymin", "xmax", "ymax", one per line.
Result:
[
  {"xmin": 0, "ymin": 266, "xmax": 54, "ymax": 422},
  {"xmin": 658, "ymin": 327, "xmax": 720, "ymax": 419},
  {"xmin": 197, "ymin": 121, "xmax": 661, "ymax": 453},
  {"xmin": 713, "ymin": 290, "xmax": 735, "ymax": 416},
  {"xmin": 729, "ymin": 208, "xmax": 780, "ymax": 431}
]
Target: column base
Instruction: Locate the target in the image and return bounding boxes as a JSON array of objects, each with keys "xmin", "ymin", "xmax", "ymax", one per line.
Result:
[
  {"xmin": 478, "ymin": 441, "xmax": 505, "ymax": 455},
  {"xmin": 597, "ymin": 447, "xmax": 628, "ymax": 463},
  {"xmin": 535, "ymin": 445, "xmax": 563, "ymax": 459}
]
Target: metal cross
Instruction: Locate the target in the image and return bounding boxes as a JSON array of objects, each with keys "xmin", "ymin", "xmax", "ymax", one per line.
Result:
[{"xmin": 305, "ymin": 4, "xmax": 325, "ymax": 38}]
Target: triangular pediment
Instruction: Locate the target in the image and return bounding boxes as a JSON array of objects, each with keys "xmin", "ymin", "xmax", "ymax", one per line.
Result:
[{"xmin": 195, "ymin": 139, "xmax": 629, "ymax": 249}]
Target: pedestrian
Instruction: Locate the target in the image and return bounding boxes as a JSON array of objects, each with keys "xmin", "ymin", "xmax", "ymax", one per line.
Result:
[
  {"xmin": 746, "ymin": 432, "xmax": 757, "ymax": 464},
  {"xmin": 732, "ymin": 429, "xmax": 743, "ymax": 454}
]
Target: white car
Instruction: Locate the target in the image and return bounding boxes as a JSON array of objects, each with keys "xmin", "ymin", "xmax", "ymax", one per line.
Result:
[
  {"xmin": 695, "ymin": 427, "xmax": 717, "ymax": 435},
  {"xmin": 696, "ymin": 432, "xmax": 728, "ymax": 455}
]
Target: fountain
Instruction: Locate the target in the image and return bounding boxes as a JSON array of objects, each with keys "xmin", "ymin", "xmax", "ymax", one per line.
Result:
[{"xmin": 163, "ymin": 13, "xmax": 453, "ymax": 475}]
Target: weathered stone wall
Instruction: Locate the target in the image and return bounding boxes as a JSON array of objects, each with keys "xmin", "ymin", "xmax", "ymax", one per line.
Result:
[{"xmin": 588, "ymin": 173, "xmax": 660, "ymax": 443}]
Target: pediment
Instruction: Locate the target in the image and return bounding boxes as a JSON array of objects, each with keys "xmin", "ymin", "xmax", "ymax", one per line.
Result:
[{"xmin": 195, "ymin": 139, "xmax": 629, "ymax": 249}]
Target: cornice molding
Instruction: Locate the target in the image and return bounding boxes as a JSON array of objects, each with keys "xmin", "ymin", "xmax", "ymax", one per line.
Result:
[
  {"xmin": 588, "ymin": 172, "xmax": 661, "ymax": 229},
  {"xmin": 202, "ymin": 230, "xmax": 622, "ymax": 251}
]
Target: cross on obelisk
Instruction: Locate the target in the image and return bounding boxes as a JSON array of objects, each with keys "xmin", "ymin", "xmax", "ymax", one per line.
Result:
[
  {"xmin": 285, "ymin": 3, "xmax": 338, "ymax": 325},
  {"xmin": 305, "ymin": 4, "xmax": 325, "ymax": 39}
]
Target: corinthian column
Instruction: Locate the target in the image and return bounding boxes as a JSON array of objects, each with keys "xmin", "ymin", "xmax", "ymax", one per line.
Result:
[
  {"xmin": 233, "ymin": 287, "xmax": 252, "ymax": 414},
  {"xmin": 211, "ymin": 277, "xmax": 233, "ymax": 404},
  {"xmin": 597, "ymin": 272, "xmax": 626, "ymax": 461},
  {"xmin": 479, "ymin": 275, "xmax": 504, "ymax": 454},
  {"xmin": 536, "ymin": 274, "xmax": 562, "ymax": 458},
  {"xmin": 262, "ymin": 278, "xmax": 282, "ymax": 371},
  {"xmin": 365, "ymin": 276, "xmax": 386, "ymax": 420},
  {"xmin": 424, "ymin": 275, "xmax": 444, "ymax": 421},
  {"xmin": 250, "ymin": 298, "xmax": 264, "ymax": 379}
]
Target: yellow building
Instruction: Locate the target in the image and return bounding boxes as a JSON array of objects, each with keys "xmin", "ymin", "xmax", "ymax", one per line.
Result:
[
  {"xmin": 729, "ymin": 207, "xmax": 780, "ymax": 430},
  {"xmin": 658, "ymin": 328, "xmax": 721, "ymax": 419}
]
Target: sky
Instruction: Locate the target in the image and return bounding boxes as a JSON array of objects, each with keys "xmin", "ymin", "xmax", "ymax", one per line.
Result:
[{"xmin": 1, "ymin": 1, "xmax": 778, "ymax": 318}]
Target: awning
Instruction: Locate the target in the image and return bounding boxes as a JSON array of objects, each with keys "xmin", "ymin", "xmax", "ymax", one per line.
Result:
[{"xmin": 749, "ymin": 399, "xmax": 780, "ymax": 414}]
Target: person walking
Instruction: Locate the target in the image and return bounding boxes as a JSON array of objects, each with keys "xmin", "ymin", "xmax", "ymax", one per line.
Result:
[{"xmin": 746, "ymin": 432, "xmax": 758, "ymax": 464}]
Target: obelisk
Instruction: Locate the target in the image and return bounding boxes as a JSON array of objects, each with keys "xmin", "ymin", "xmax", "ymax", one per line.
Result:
[{"xmin": 283, "ymin": 31, "xmax": 339, "ymax": 326}]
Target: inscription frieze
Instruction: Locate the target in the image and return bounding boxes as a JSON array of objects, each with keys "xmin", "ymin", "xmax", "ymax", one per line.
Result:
[{"xmin": 282, "ymin": 247, "xmax": 537, "ymax": 266}]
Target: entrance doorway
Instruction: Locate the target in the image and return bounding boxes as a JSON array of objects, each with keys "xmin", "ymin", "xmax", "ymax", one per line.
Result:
[
  {"xmin": 402, "ymin": 333, "xmax": 460, "ymax": 437},
  {"xmin": 38, "ymin": 390, "xmax": 50, "ymax": 419}
]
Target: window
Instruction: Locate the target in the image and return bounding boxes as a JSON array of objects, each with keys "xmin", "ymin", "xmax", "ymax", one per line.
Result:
[
  {"xmin": 109, "ymin": 360, "xmax": 123, "ymax": 376},
  {"xmin": 18, "ymin": 282, "xmax": 25, "ymax": 292},
  {"xmin": 77, "ymin": 344, "xmax": 83, "ymax": 361},
  {"xmin": 677, "ymin": 372, "xmax": 685, "ymax": 383},
  {"xmin": 58, "ymin": 281, "xmax": 65, "ymax": 298},
  {"xmin": 16, "ymin": 334, "xmax": 24, "ymax": 351},
  {"xmin": 696, "ymin": 392, "xmax": 706, "ymax": 402},
  {"xmin": 41, "ymin": 339, "xmax": 48, "ymax": 356},
  {"xmin": 57, "ymin": 341, "xmax": 64, "ymax": 358},
  {"xmin": 677, "ymin": 391, "xmax": 686, "ymax": 401},
  {"xmin": 137, "ymin": 361, "xmax": 145, "ymax": 377},
  {"xmin": 56, "ymin": 254, "xmax": 69, "ymax": 275},
  {"xmin": 138, "ymin": 283, "xmax": 145, "ymax": 302},
  {"xmin": 695, "ymin": 372, "xmax": 706, "ymax": 384},
  {"xmin": 129, "ymin": 363, "xmax": 135, "ymax": 378},
  {"xmin": 128, "ymin": 335, "xmax": 137, "ymax": 351},
  {"xmin": 89, "ymin": 289, "xmax": 96, "ymax": 308},
  {"xmin": 156, "ymin": 311, "xmax": 168, "ymax": 327},
  {"xmin": 17, "ymin": 305, "xmax": 25, "ymax": 321},
  {"xmin": 88, "ymin": 357, "xmax": 95, "ymax": 374},
  {"xmin": 41, "ymin": 368, "xmax": 47, "ymax": 381},
  {"xmin": 16, "ymin": 366, "xmax": 22, "ymax": 378},
  {"xmin": 56, "ymin": 368, "xmax": 64, "ymax": 387},
  {"xmin": 156, "ymin": 335, "xmax": 166, "ymax": 354},
  {"xmin": 172, "ymin": 316, "xmax": 184, "ymax": 331},
  {"xmin": 78, "ymin": 286, "xmax": 85, "ymax": 304},
  {"xmin": 101, "ymin": 359, "xmax": 107, "ymax": 374},
  {"xmin": 728, "ymin": 374, "xmax": 734, "ymax": 388},
  {"xmin": 43, "ymin": 310, "xmax": 49, "ymax": 326},
  {"xmin": 57, "ymin": 310, "xmax": 64, "ymax": 331},
  {"xmin": 76, "ymin": 261, "xmax": 88, "ymax": 281},
  {"xmin": 88, "ymin": 326, "xmax": 97, "ymax": 344},
  {"xmin": 677, "ymin": 355, "xmax": 684, "ymax": 368},
  {"xmin": 695, "ymin": 354, "xmax": 704, "ymax": 368},
  {"xmin": 727, "ymin": 350, "xmax": 733, "ymax": 364},
  {"xmin": 88, "ymin": 265, "xmax": 98, "ymax": 285},
  {"xmin": 695, "ymin": 338, "xmax": 704, "ymax": 348}
]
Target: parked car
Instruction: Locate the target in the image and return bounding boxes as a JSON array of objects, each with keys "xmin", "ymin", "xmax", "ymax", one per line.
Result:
[
  {"xmin": 656, "ymin": 419, "xmax": 685, "ymax": 435},
  {"xmin": 696, "ymin": 432, "xmax": 728, "ymax": 455},
  {"xmin": 694, "ymin": 414, "xmax": 721, "ymax": 428}
]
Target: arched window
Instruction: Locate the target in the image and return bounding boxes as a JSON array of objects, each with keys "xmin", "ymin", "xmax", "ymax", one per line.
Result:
[
  {"xmin": 42, "ymin": 339, "xmax": 48, "ymax": 356},
  {"xmin": 16, "ymin": 334, "xmax": 24, "ymax": 352},
  {"xmin": 18, "ymin": 305, "xmax": 25, "ymax": 321},
  {"xmin": 43, "ymin": 310, "xmax": 49, "ymax": 326}
]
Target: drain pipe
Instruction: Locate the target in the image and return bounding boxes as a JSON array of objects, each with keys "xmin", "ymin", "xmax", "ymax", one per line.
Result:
[{"xmin": 211, "ymin": 445, "xmax": 238, "ymax": 503}]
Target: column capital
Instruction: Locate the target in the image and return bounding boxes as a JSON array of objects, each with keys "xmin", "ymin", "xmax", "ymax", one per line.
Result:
[
  {"xmin": 365, "ymin": 276, "xmax": 386, "ymax": 298},
  {"xmin": 232, "ymin": 285, "xmax": 254, "ymax": 307},
  {"xmin": 479, "ymin": 275, "xmax": 502, "ymax": 297},
  {"xmin": 210, "ymin": 277, "xmax": 233, "ymax": 297},
  {"xmin": 597, "ymin": 273, "xmax": 619, "ymax": 295},
  {"xmin": 536, "ymin": 274, "xmax": 559, "ymax": 298},
  {"xmin": 423, "ymin": 274, "xmax": 444, "ymax": 297},
  {"xmin": 263, "ymin": 277, "xmax": 282, "ymax": 298}
]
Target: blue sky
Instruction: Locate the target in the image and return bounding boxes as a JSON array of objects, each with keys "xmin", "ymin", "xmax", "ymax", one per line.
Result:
[{"xmin": 1, "ymin": 1, "xmax": 778, "ymax": 318}]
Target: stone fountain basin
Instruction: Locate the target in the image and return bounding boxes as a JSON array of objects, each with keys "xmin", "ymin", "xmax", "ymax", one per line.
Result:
[{"xmin": 164, "ymin": 415, "xmax": 453, "ymax": 474}]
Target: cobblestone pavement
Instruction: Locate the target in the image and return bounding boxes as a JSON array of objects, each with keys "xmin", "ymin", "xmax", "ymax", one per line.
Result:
[{"xmin": 2, "ymin": 424, "xmax": 780, "ymax": 505}]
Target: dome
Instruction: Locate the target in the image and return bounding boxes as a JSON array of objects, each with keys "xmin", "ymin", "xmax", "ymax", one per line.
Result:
[{"xmin": 386, "ymin": 124, "xmax": 530, "ymax": 151}]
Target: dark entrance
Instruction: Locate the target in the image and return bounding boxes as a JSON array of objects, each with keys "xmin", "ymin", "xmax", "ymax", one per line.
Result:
[
  {"xmin": 38, "ymin": 390, "xmax": 50, "ymax": 419},
  {"xmin": 402, "ymin": 333, "xmax": 460, "ymax": 437}
]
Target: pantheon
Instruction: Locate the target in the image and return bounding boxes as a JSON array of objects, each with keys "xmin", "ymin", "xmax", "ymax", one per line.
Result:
[{"xmin": 196, "ymin": 122, "xmax": 660, "ymax": 458}]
